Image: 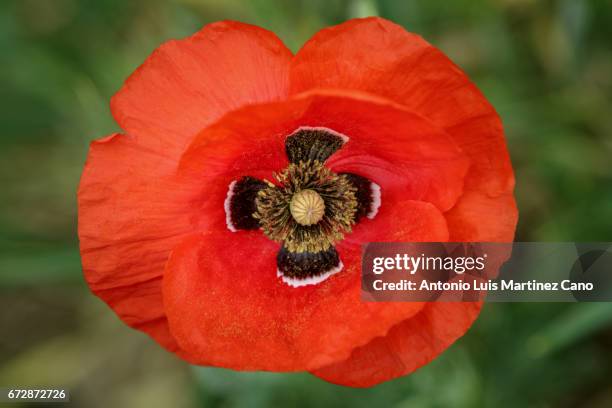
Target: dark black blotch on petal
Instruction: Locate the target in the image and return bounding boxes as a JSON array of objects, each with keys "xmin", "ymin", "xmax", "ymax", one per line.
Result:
[
  {"xmin": 229, "ymin": 176, "xmax": 267, "ymax": 230},
  {"xmin": 285, "ymin": 128, "xmax": 345, "ymax": 164},
  {"xmin": 342, "ymin": 173, "xmax": 374, "ymax": 222},
  {"xmin": 277, "ymin": 246, "xmax": 340, "ymax": 279}
]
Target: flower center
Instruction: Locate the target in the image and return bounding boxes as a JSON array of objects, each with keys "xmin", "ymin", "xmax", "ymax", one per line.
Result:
[
  {"xmin": 223, "ymin": 126, "xmax": 382, "ymax": 287},
  {"xmin": 254, "ymin": 160, "xmax": 357, "ymax": 253},
  {"xmin": 290, "ymin": 189, "xmax": 325, "ymax": 226}
]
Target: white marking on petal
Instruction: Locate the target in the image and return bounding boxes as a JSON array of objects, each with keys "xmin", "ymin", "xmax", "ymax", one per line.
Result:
[
  {"xmin": 277, "ymin": 260, "xmax": 344, "ymax": 288},
  {"xmin": 224, "ymin": 180, "xmax": 237, "ymax": 232},
  {"xmin": 367, "ymin": 182, "xmax": 381, "ymax": 219},
  {"xmin": 289, "ymin": 126, "xmax": 350, "ymax": 144}
]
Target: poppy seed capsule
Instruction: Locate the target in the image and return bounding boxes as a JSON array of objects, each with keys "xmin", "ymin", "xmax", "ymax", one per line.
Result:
[{"xmin": 290, "ymin": 189, "xmax": 325, "ymax": 226}]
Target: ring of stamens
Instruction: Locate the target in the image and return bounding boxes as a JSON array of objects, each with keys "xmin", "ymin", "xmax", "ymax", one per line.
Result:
[
  {"xmin": 254, "ymin": 160, "xmax": 357, "ymax": 253},
  {"xmin": 223, "ymin": 127, "xmax": 382, "ymax": 286}
]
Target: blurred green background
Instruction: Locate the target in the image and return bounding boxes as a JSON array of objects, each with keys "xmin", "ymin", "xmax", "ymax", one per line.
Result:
[{"xmin": 1, "ymin": 0, "xmax": 611, "ymax": 407}]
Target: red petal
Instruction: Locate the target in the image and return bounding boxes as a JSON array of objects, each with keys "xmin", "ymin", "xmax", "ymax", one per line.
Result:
[
  {"xmin": 320, "ymin": 91, "xmax": 469, "ymax": 212},
  {"xmin": 446, "ymin": 191, "xmax": 518, "ymax": 241},
  {"xmin": 94, "ymin": 277, "xmax": 178, "ymax": 351},
  {"xmin": 290, "ymin": 17, "xmax": 514, "ymax": 197},
  {"xmin": 79, "ymin": 24, "xmax": 291, "ymax": 353},
  {"xmin": 78, "ymin": 134, "xmax": 195, "ymax": 351},
  {"xmin": 112, "ymin": 21, "xmax": 292, "ymax": 158},
  {"xmin": 180, "ymin": 90, "xmax": 468, "ymax": 217},
  {"xmin": 162, "ymin": 199, "xmax": 447, "ymax": 371},
  {"xmin": 307, "ymin": 197, "xmax": 476, "ymax": 387},
  {"xmin": 290, "ymin": 19, "xmax": 518, "ymax": 386},
  {"xmin": 312, "ymin": 302, "xmax": 482, "ymax": 387}
]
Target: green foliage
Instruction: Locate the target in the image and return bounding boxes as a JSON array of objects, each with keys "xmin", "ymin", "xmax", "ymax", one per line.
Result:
[{"xmin": 0, "ymin": 0, "xmax": 611, "ymax": 407}]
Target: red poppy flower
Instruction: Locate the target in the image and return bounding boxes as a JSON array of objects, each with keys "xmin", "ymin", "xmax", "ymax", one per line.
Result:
[{"xmin": 78, "ymin": 17, "xmax": 517, "ymax": 387}]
